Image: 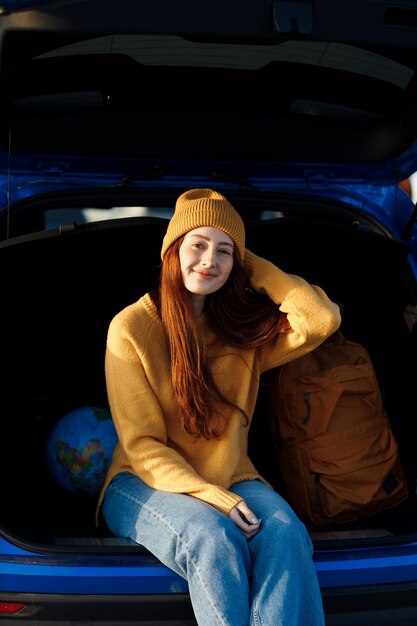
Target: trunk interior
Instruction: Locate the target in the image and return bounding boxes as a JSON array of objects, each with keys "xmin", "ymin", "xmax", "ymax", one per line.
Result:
[{"xmin": 1, "ymin": 203, "xmax": 417, "ymax": 554}]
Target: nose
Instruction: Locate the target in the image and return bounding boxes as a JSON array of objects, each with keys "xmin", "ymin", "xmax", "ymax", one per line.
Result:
[{"xmin": 201, "ymin": 247, "xmax": 216, "ymax": 267}]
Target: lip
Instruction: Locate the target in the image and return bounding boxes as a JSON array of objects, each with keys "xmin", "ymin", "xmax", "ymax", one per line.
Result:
[{"xmin": 193, "ymin": 270, "xmax": 217, "ymax": 279}]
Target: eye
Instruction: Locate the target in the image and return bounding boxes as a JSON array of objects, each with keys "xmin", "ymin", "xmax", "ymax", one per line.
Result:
[{"xmin": 218, "ymin": 247, "xmax": 232, "ymax": 256}]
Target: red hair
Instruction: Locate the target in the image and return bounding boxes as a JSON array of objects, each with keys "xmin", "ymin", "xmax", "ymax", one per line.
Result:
[{"xmin": 150, "ymin": 237, "xmax": 289, "ymax": 439}]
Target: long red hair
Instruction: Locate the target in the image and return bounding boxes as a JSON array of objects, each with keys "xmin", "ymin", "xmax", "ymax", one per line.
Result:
[{"xmin": 150, "ymin": 237, "xmax": 289, "ymax": 439}]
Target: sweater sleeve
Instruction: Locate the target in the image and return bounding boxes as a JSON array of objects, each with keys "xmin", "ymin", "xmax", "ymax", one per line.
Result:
[
  {"xmin": 105, "ymin": 313, "xmax": 243, "ymax": 515},
  {"xmin": 244, "ymin": 248, "xmax": 341, "ymax": 371}
]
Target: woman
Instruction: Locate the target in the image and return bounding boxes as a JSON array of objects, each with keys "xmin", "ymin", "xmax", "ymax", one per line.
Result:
[{"xmin": 98, "ymin": 188, "xmax": 341, "ymax": 625}]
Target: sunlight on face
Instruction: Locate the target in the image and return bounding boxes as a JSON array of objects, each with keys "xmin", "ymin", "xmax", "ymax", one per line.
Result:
[{"xmin": 179, "ymin": 226, "xmax": 234, "ymax": 315}]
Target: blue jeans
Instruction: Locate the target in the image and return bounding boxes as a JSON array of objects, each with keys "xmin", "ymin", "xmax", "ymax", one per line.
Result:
[{"xmin": 102, "ymin": 472, "xmax": 325, "ymax": 626}]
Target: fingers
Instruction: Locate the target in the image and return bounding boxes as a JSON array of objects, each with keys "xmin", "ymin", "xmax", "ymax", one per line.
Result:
[
  {"xmin": 229, "ymin": 501, "xmax": 262, "ymax": 539},
  {"xmin": 236, "ymin": 500, "xmax": 260, "ymax": 525}
]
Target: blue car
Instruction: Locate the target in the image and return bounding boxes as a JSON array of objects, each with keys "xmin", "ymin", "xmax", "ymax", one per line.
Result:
[{"xmin": 1, "ymin": 1, "xmax": 417, "ymax": 624}]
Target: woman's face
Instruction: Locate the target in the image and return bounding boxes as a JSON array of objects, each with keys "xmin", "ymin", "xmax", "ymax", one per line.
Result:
[{"xmin": 179, "ymin": 226, "xmax": 234, "ymax": 313}]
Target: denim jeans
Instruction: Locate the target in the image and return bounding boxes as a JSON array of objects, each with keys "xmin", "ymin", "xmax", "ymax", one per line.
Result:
[{"xmin": 102, "ymin": 472, "xmax": 325, "ymax": 626}]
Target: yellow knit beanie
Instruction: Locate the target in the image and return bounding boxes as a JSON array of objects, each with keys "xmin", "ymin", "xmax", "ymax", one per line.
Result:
[{"xmin": 161, "ymin": 189, "xmax": 245, "ymax": 261}]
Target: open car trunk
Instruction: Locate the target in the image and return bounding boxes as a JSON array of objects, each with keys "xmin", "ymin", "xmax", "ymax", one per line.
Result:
[{"xmin": 1, "ymin": 194, "xmax": 417, "ymax": 554}]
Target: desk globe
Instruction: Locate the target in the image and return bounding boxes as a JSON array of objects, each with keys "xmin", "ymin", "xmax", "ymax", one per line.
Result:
[{"xmin": 45, "ymin": 406, "xmax": 118, "ymax": 497}]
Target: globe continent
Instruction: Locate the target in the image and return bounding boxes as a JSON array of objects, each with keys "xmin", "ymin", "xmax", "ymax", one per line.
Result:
[{"xmin": 45, "ymin": 406, "xmax": 118, "ymax": 497}]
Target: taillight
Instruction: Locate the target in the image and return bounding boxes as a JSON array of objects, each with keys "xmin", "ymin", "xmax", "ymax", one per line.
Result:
[{"xmin": 0, "ymin": 602, "xmax": 25, "ymax": 614}]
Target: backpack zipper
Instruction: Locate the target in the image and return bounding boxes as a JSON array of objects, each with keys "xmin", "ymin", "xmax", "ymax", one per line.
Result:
[
  {"xmin": 303, "ymin": 392, "xmax": 311, "ymax": 424},
  {"xmin": 313, "ymin": 472, "xmax": 322, "ymax": 510}
]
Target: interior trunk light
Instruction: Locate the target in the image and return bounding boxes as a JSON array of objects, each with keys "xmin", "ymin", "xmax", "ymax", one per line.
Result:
[{"xmin": 0, "ymin": 602, "xmax": 25, "ymax": 614}]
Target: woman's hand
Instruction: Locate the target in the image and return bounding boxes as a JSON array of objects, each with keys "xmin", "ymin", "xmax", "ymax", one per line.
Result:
[{"xmin": 229, "ymin": 500, "xmax": 262, "ymax": 539}]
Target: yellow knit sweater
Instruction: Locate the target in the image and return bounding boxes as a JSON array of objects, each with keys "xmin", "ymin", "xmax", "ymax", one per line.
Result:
[{"xmin": 97, "ymin": 249, "xmax": 341, "ymax": 519}]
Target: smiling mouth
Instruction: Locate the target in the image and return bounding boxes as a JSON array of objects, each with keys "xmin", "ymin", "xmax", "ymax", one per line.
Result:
[{"xmin": 194, "ymin": 270, "xmax": 216, "ymax": 278}]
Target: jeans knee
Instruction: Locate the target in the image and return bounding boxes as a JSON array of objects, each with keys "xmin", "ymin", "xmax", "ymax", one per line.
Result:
[
  {"xmin": 257, "ymin": 512, "xmax": 313, "ymax": 562},
  {"xmin": 185, "ymin": 511, "xmax": 242, "ymax": 550},
  {"xmin": 178, "ymin": 512, "xmax": 250, "ymax": 571}
]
